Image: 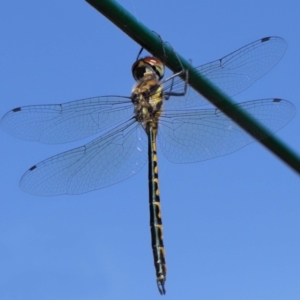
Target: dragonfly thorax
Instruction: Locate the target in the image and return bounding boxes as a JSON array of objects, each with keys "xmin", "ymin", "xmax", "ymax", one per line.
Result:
[{"xmin": 132, "ymin": 75, "xmax": 163, "ymax": 130}]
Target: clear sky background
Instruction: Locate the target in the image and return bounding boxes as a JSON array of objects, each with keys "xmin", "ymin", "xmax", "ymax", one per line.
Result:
[{"xmin": 1, "ymin": 1, "xmax": 300, "ymax": 299}]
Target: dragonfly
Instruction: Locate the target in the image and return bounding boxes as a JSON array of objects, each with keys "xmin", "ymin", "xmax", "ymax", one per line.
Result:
[{"xmin": 1, "ymin": 36, "xmax": 296, "ymax": 295}]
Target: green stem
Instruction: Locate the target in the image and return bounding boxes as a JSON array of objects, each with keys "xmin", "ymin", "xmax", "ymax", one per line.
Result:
[{"xmin": 86, "ymin": 0, "xmax": 300, "ymax": 174}]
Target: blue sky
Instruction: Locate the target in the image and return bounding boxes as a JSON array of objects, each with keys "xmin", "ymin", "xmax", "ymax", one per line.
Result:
[{"xmin": 0, "ymin": 1, "xmax": 300, "ymax": 299}]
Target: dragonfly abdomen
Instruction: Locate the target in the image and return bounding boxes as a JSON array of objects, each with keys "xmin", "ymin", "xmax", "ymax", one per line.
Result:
[{"xmin": 147, "ymin": 124, "xmax": 166, "ymax": 295}]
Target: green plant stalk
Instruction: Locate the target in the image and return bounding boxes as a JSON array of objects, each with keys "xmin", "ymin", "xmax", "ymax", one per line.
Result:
[{"xmin": 86, "ymin": 0, "xmax": 300, "ymax": 174}]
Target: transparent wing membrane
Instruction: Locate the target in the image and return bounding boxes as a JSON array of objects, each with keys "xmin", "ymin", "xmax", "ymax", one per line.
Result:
[
  {"xmin": 158, "ymin": 99, "xmax": 295, "ymax": 163},
  {"xmin": 1, "ymin": 96, "xmax": 133, "ymax": 144},
  {"xmin": 1, "ymin": 37, "xmax": 294, "ymax": 197},
  {"xmin": 20, "ymin": 120, "xmax": 147, "ymax": 196},
  {"xmin": 19, "ymin": 97, "xmax": 295, "ymax": 196},
  {"xmin": 164, "ymin": 36, "xmax": 287, "ymax": 109}
]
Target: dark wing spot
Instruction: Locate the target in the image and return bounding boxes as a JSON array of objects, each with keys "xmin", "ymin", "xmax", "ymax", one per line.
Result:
[
  {"xmin": 29, "ymin": 165, "xmax": 37, "ymax": 171},
  {"xmin": 261, "ymin": 37, "xmax": 271, "ymax": 43},
  {"xmin": 12, "ymin": 107, "xmax": 21, "ymax": 112},
  {"xmin": 273, "ymin": 98, "xmax": 281, "ymax": 102}
]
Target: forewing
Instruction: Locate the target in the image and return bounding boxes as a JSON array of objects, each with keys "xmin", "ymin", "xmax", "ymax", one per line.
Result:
[
  {"xmin": 1, "ymin": 96, "xmax": 133, "ymax": 144},
  {"xmin": 158, "ymin": 99, "xmax": 295, "ymax": 163},
  {"xmin": 163, "ymin": 37, "xmax": 287, "ymax": 109},
  {"xmin": 20, "ymin": 120, "xmax": 147, "ymax": 196}
]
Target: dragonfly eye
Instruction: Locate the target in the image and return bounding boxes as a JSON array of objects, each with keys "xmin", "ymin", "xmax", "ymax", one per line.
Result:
[
  {"xmin": 132, "ymin": 57, "xmax": 165, "ymax": 81},
  {"xmin": 152, "ymin": 65, "xmax": 164, "ymax": 80},
  {"xmin": 133, "ymin": 66, "xmax": 147, "ymax": 81}
]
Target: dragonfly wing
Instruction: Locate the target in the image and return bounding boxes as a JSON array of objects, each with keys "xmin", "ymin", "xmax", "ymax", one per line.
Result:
[
  {"xmin": 1, "ymin": 96, "xmax": 133, "ymax": 144},
  {"xmin": 20, "ymin": 120, "xmax": 147, "ymax": 196},
  {"xmin": 163, "ymin": 37, "xmax": 287, "ymax": 109},
  {"xmin": 159, "ymin": 98, "xmax": 295, "ymax": 163}
]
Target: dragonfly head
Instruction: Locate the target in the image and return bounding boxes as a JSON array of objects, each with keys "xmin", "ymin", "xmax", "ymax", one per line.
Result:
[{"xmin": 132, "ymin": 57, "xmax": 164, "ymax": 81}]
